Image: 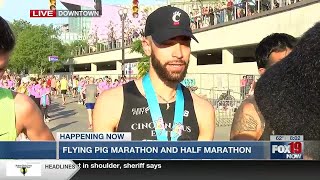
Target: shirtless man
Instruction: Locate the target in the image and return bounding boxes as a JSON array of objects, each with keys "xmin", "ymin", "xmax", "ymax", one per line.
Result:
[
  {"xmin": 93, "ymin": 6, "xmax": 215, "ymax": 141},
  {"xmin": 0, "ymin": 16, "xmax": 54, "ymax": 141}
]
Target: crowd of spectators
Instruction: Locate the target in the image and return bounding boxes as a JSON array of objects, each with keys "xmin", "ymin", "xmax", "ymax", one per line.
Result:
[
  {"xmin": 189, "ymin": 0, "xmax": 302, "ymax": 30},
  {"xmin": 74, "ymin": 0, "xmax": 302, "ymax": 56}
]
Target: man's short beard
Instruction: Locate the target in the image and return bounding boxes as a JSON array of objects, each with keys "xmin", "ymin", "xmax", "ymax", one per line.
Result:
[{"xmin": 151, "ymin": 52, "xmax": 188, "ymax": 84}]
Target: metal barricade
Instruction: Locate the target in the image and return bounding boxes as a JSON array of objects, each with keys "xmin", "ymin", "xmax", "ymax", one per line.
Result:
[
  {"xmin": 187, "ymin": 73, "xmax": 259, "ymax": 127},
  {"xmin": 214, "ymin": 99, "xmax": 242, "ymax": 127}
]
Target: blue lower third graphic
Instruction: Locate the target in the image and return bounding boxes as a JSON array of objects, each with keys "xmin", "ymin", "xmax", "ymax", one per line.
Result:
[
  {"xmin": 0, "ymin": 142, "xmax": 56, "ymax": 159},
  {"xmin": 58, "ymin": 141, "xmax": 266, "ymax": 160}
]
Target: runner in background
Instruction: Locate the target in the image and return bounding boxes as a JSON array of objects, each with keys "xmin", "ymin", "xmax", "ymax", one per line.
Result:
[
  {"xmin": 81, "ymin": 77, "xmax": 99, "ymax": 129},
  {"xmin": 72, "ymin": 76, "xmax": 78, "ymax": 98},
  {"xmin": 60, "ymin": 76, "xmax": 68, "ymax": 105},
  {"xmin": 68, "ymin": 77, "xmax": 72, "ymax": 97},
  {"xmin": 40, "ymin": 81, "xmax": 51, "ymax": 123},
  {"xmin": 50, "ymin": 76, "xmax": 57, "ymax": 98},
  {"xmin": 56, "ymin": 78, "xmax": 60, "ymax": 96},
  {"xmin": 81, "ymin": 76, "xmax": 90, "ymax": 105},
  {"xmin": 77, "ymin": 77, "xmax": 85, "ymax": 104},
  {"xmin": 16, "ymin": 77, "xmax": 29, "ymax": 95},
  {"xmin": 33, "ymin": 78, "xmax": 42, "ymax": 109}
]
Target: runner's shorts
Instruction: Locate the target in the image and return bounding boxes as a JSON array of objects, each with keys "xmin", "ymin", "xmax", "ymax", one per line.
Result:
[{"xmin": 85, "ymin": 103, "xmax": 95, "ymax": 109}]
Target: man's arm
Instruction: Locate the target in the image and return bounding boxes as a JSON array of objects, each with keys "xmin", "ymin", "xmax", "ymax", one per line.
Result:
[
  {"xmin": 93, "ymin": 86, "xmax": 124, "ymax": 132},
  {"xmin": 192, "ymin": 93, "xmax": 215, "ymax": 141},
  {"xmin": 230, "ymin": 96, "xmax": 265, "ymax": 140},
  {"xmin": 14, "ymin": 93, "xmax": 54, "ymax": 140}
]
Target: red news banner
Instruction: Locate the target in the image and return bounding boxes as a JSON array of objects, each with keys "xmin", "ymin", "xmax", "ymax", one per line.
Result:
[{"xmin": 30, "ymin": 10, "xmax": 100, "ymax": 17}]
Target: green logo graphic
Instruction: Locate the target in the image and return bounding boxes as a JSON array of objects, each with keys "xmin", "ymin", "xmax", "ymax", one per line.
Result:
[{"xmin": 20, "ymin": 167, "xmax": 27, "ymax": 176}]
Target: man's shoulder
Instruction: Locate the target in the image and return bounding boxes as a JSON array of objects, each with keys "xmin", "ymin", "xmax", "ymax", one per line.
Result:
[
  {"xmin": 190, "ymin": 91, "xmax": 215, "ymax": 112},
  {"xmin": 240, "ymin": 95, "xmax": 257, "ymax": 110},
  {"xmin": 99, "ymin": 85, "xmax": 124, "ymax": 100},
  {"xmin": 13, "ymin": 92, "xmax": 39, "ymax": 123},
  {"xmin": 13, "ymin": 92, "xmax": 35, "ymax": 109}
]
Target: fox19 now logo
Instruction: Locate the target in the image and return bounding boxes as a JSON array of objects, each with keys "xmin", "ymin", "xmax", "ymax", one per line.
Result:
[{"xmin": 270, "ymin": 135, "xmax": 304, "ymax": 159}]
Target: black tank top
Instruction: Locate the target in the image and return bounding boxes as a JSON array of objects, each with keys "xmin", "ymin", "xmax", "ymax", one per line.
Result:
[{"xmin": 117, "ymin": 81, "xmax": 199, "ymax": 141}]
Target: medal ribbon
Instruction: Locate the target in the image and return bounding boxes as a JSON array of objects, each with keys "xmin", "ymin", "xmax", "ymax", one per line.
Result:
[{"xmin": 142, "ymin": 73, "xmax": 184, "ymax": 141}]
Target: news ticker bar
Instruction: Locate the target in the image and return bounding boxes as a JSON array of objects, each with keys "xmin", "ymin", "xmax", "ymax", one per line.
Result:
[
  {"xmin": 0, "ymin": 141, "xmax": 309, "ymax": 160},
  {"xmin": 1, "ymin": 160, "xmax": 319, "ymax": 180},
  {"xmin": 30, "ymin": 10, "xmax": 101, "ymax": 17}
]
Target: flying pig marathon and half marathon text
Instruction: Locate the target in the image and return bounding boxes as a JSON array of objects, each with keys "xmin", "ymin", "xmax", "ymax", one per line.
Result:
[{"xmin": 62, "ymin": 146, "xmax": 252, "ymax": 154}]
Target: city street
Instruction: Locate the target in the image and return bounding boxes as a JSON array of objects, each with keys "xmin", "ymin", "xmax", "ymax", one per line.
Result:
[{"xmin": 47, "ymin": 96, "xmax": 231, "ymax": 140}]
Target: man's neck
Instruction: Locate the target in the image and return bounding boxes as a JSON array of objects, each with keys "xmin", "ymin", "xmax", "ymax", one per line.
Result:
[{"xmin": 148, "ymin": 70, "xmax": 178, "ymax": 100}]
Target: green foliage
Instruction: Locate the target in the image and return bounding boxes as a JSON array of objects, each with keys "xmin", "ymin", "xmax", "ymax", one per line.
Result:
[
  {"xmin": 67, "ymin": 40, "xmax": 88, "ymax": 55},
  {"xmin": 130, "ymin": 39, "xmax": 144, "ymax": 54},
  {"xmin": 137, "ymin": 56, "xmax": 150, "ymax": 78},
  {"xmin": 9, "ymin": 19, "xmax": 32, "ymax": 38},
  {"xmin": 8, "ymin": 21, "xmax": 69, "ymax": 75},
  {"xmin": 130, "ymin": 39, "xmax": 149, "ymax": 78}
]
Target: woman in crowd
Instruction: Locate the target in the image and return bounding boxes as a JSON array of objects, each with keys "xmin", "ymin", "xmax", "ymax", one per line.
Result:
[
  {"xmin": 32, "ymin": 78, "xmax": 42, "ymax": 109},
  {"xmin": 16, "ymin": 77, "xmax": 29, "ymax": 95},
  {"xmin": 77, "ymin": 77, "xmax": 85, "ymax": 104},
  {"xmin": 40, "ymin": 81, "xmax": 51, "ymax": 123},
  {"xmin": 112, "ymin": 79, "xmax": 119, "ymax": 88}
]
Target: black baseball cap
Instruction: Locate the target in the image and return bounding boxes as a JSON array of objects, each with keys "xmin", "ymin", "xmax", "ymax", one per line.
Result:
[{"xmin": 144, "ymin": 5, "xmax": 198, "ymax": 44}]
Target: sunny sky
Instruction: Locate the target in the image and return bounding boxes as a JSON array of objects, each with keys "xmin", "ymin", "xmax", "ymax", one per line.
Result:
[{"xmin": 0, "ymin": 0, "xmax": 167, "ymax": 25}]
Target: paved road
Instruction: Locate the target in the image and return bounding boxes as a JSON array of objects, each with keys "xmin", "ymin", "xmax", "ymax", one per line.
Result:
[{"xmin": 46, "ymin": 96, "xmax": 231, "ymax": 140}]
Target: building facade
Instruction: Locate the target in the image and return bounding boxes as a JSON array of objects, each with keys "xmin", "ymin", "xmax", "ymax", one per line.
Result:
[{"xmin": 59, "ymin": 0, "xmax": 165, "ymax": 44}]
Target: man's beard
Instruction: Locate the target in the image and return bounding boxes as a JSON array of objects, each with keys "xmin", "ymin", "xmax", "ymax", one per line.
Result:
[{"xmin": 151, "ymin": 52, "xmax": 188, "ymax": 83}]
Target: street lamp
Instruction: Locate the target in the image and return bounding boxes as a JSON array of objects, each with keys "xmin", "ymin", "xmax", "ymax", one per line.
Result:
[{"xmin": 118, "ymin": 8, "xmax": 128, "ymax": 76}]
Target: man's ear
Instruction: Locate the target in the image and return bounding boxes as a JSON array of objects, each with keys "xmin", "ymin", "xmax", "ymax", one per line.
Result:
[
  {"xmin": 142, "ymin": 36, "xmax": 151, "ymax": 56},
  {"xmin": 258, "ymin": 68, "xmax": 266, "ymax": 75}
]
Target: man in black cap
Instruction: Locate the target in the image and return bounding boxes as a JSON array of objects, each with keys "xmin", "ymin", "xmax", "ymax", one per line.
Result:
[{"xmin": 93, "ymin": 6, "xmax": 215, "ymax": 141}]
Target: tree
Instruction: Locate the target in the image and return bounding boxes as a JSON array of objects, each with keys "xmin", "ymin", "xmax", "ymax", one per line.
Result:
[
  {"xmin": 9, "ymin": 24, "xmax": 69, "ymax": 75},
  {"xmin": 67, "ymin": 39, "xmax": 88, "ymax": 56},
  {"xmin": 88, "ymin": 25, "xmax": 99, "ymax": 46},
  {"xmin": 9, "ymin": 19, "xmax": 32, "ymax": 38},
  {"xmin": 106, "ymin": 21, "xmax": 118, "ymax": 49},
  {"xmin": 130, "ymin": 39, "xmax": 149, "ymax": 78}
]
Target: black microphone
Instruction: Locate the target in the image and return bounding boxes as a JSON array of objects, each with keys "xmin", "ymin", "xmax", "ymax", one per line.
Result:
[
  {"xmin": 166, "ymin": 127, "xmax": 172, "ymax": 141},
  {"xmin": 177, "ymin": 134, "xmax": 191, "ymax": 141}
]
